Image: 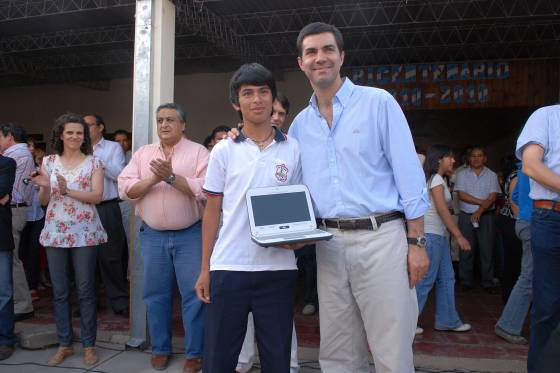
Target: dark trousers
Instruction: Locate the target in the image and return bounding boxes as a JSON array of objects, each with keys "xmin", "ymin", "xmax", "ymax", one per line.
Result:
[
  {"xmin": 0, "ymin": 251, "xmax": 15, "ymax": 346},
  {"xmin": 203, "ymin": 270, "xmax": 297, "ymax": 373},
  {"xmin": 296, "ymin": 245, "xmax": 318, "ymax": 307},
  {"xmin": 95, "ymin": 200, "xmax": 129, "ymax": 312},
  {"xmin": 496, "ymin": 214, "xmax": 522, "ymax": 303},
  {"xmin": 19, "ymin": 218, "xmax": 44, "ymax": 290},
  {"xmin": 528, "ymin": 208, "xmax": 560, "ymax": 373},
  {"xmin": 458, "ymin": 211, "xmax": 495, "ymax": 288}
]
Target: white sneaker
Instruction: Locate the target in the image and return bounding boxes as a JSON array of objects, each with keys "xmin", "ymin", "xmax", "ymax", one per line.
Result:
[
  {"xmin": 302, "ymin": 304, "xmax": 316, "ymax": 315},
  {"xmin": 435, "ymin": 323, "xmax": 472, "ymax": 332},
  {"xmin": 415, "ymin": 327, "xmax": 424, "ymax": 335}
]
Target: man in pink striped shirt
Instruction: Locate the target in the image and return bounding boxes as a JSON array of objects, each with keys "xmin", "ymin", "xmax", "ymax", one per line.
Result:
[
  {"xmin": 0, "ymin": 123, "xmax": 34, "ymax": 321},
  {"xmin": 118, "ymin": 103, "xmax": 208, "ymax": 373}
]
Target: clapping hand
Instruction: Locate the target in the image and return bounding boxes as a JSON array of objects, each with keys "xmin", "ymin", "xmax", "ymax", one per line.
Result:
[
  {"xmin": 31, "ymin": 169, "xmax": 50, "ymax": 188},
  {"xmin": 56, "ymin": 174, "xmax": 68, "ymax": 195},
  {"xmin": 149, "ymin": 158, "xmax": 173, "ymax": 181}
]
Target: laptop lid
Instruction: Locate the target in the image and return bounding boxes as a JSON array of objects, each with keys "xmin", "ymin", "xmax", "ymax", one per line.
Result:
[{"xmin": 246, "ymin": 185, "xmax": 317, "ymax": 237}]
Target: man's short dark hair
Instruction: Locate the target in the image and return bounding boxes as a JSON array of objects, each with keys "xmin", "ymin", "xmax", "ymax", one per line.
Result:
[
  {"xmin": 85, "ymin": 114, "xmax": 106, "ymax": 135},
  {"xmin": 275, "ymin": 92, "xmax": 290, "ymax": 116},
  {"xmin": 0, "ymin": 123, "xmax": 28, "ymax": 144},
  {"xmin": 211, "ymin": 125, "xmax": 231, "ymax": 138},
  {"xmin": 296, "ymin": 22, "xmax": 344, "ymax": 57},
  {"xmin": 156, "ymin": 103, "xmax": 187, "ymax": 123},
  {"xmin": 113, "ymin": 129, "xmax": 130, "ymax": 139},
  {"xmin": 229, "ymin": 63, "xmax": 277, "ymax": 106},
  {"xmin": 469, "ymin": 145, "xmax": 486, "ymax": 156}
]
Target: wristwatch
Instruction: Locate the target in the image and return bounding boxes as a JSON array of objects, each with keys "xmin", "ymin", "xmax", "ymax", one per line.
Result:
[
  {"xmin": 165, "ymin": 173, "xmax": 176, "ymax": 185},
  {"xmin": 407, "ymin": 236, "xmax": 427, "ymax": 249}
]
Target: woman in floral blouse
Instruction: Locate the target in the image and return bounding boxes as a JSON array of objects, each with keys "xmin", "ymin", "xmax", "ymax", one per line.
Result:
[{"xmin": 31, "ymin": 113, "xmax": 107, "ymax": 366}]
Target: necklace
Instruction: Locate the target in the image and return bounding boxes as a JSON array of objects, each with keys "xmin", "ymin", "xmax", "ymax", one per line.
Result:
[{"xmin": 242, "ymin": 128, "xmax": 274, "ymax": 150}]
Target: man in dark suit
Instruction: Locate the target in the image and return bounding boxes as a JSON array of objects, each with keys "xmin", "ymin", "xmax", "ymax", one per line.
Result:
[{"xmin": 0, "ymin": 154, "xmax": 16, "ymax": 360}]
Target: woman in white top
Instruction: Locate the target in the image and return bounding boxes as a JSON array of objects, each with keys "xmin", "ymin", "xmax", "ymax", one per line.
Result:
[{"xmin": 416, "ymin": 144, "xmax": 472, "ymax": 334}]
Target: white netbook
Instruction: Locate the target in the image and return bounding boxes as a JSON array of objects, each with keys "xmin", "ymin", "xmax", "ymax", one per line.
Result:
[{"xmin": 246, "ymin": 184, "xmax": 333, "ymax": 247}]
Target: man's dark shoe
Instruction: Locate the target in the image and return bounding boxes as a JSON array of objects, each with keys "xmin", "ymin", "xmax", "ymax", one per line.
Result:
[
  {"xmin": 14, "ymin": 311, "xmax": 34, "ymax": 322},
  {"xmin": 0, "ymin": 345, "xmax": 14, "ymax": 360},
  {"xmin": 183, "ymin": 357, "xmax": 202, "ymax": 373},
  {"xmin": 151, "ymin": 354, "xmax": 170, "ymax": 370},
  {"xmin": 114, "ymin": 307, "xmax": 129, "ymax": 318}
]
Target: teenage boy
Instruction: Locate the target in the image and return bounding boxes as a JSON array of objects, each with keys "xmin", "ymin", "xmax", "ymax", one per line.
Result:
[{"xmin": 195, "ymin": 63, "xmax": 302, "ymax": 373}]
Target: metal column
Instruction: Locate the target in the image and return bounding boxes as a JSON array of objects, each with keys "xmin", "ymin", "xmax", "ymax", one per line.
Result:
[{"xmin": 127, "ymin": 0, "xmax": 175, "ymax": 350}]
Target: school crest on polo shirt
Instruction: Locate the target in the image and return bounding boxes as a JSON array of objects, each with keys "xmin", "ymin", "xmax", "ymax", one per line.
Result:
[{"xmin": 275, "ymin": 163, "xmax": 289, "ymax": 182}]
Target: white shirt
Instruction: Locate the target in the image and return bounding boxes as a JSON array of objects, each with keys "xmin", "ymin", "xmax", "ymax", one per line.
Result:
[
  {"xmin": 203, "ymin": 127, "xmax": 301, "ymax": 272},
  {"xmin": 93, "ymin": 138, "xmax": 125, "ymax": 201},
  {"xmin": 424, "ymin": 174, "xmax": 451, "ymax": 236}
]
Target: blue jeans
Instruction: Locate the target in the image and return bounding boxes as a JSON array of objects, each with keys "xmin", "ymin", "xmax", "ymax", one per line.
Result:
[
  {"xmin": 0, "ymin": 251, "xmax": 16, "ymax": 346},
  {"xmin": 140, "ymin": 221, "xmax": 205, "ymax": 357},
  {"xmin": 496, "ymin": 219, "xmax": 533, "ymax": 335},
  {"xmin": 528, "ymin": 207, "xmax": 560, "ymax": 373},
  {"xmin": 46, "ymin": 246, "xmax": 98, "ymax": 347},
  {"xmin": 416, "ymin": 233, "xmax": 462, "ymax": 329}
]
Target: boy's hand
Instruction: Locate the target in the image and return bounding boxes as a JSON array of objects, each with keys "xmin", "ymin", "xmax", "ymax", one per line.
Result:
[{"xmin": 195, "ymin": 270, "xmax": 211, "ymax": 304}]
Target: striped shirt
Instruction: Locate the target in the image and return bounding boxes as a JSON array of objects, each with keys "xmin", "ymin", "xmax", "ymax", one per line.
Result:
[{"xmin": 3, "ymin": 143, "xmax": 34, "ymax": 205}]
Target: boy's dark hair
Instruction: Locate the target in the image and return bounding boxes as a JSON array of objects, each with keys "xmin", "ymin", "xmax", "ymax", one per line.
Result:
[
  {"xmin": 275, "ymin": 92, "xmax": 290, "ymax": 116},
  {"xmin": 0, "ymin": 123, "xmax": 28, "ymax": 144},
  {"xmin": 296, "ymin": 22, "xmax": 344, "ymax": 57},
  {"xmin": 229, "ymin": 63, "xmax": 277, "ymax": 106},
  {"xmin": 51, "ymin": 113, "xmax": 92, "ymax": 155}
]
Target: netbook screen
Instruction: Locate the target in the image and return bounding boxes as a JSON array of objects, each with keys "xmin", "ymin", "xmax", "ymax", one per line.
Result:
[{"xmin": 251, "ymin": 192, "xmax": 310, "ymax": 227}]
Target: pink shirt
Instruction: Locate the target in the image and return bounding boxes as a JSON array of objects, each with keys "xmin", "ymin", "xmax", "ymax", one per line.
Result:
[{"xmin": 118, "ymin": 137, "xmax": 208, "ymax": 230}]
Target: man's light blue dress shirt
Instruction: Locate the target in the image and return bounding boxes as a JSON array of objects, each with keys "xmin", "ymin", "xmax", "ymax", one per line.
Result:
[{"xmin": 288, "ymin": 78, "xmax": 429, "ymax": 220}]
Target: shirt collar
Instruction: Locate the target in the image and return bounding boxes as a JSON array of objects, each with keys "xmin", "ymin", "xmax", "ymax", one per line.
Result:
[
  {"xmin": 93, "ymin": 138, "xmax": 106, "ymax": 149},
  {"xmin": 4, "ymin": 142, "xmax": 28, "ymax": 155},
  {"xmin": 309, "ymin": 77, "xmax": 355, "ymax": 112},
  {"xmin": 234, "ymin": 125, "xmax": 286, "ymax": 144}
]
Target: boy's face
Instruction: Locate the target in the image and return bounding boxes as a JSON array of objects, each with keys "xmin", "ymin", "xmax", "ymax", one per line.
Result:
[{"xmin": 232, "ymin": 84, "xmax": 273, "ymax": 125}]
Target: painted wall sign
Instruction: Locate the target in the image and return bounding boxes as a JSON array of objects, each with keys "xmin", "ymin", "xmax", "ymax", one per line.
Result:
[{"xmin": 349, "ymin": 60, "xmax": 558, "ymax": 109}]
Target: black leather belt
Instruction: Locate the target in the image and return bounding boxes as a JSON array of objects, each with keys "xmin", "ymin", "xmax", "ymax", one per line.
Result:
[
  {"xmin": 317, "ymin": 211, "xmax": 404, "ymax": 230},
  {"xmin": 10, "ymin": 202, "xmax": 28, "ymax": 208}
]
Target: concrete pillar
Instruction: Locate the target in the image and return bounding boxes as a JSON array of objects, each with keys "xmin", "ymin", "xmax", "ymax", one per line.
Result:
[{"xmin": 127, "ymin": 0, "xmax": 175, "ymax": 350}]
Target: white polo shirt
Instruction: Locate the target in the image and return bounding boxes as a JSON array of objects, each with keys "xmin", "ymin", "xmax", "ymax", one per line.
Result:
[{"xmin": 203, "ymin": 127, "xmax": 301, "ymax": 272}]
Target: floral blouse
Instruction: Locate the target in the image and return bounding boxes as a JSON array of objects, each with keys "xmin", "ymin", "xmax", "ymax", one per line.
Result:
[{"xmin": 39, "ymin": 154, "xmax": 107, "ymax": 248}]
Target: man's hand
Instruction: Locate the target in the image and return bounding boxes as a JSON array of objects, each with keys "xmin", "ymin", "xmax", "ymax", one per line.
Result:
[
  {"xmin": 274, "ymin": 242, "xmax": 310, "ymax": 250},
  {"xmin": 195, "ymin": 270, "xmax": 211, "ymax": 304},
  {"xmin": 407, "ymin": 244, "xmax": 429, "ymax": 288},
  {"xmin": 456, "ymin": 236, "xmax": 472, "ymax": 251},
  {"xmin": 227, "ymin": 127, "xmax": 241, "ymax": 140},
  {"xmin": 0, "ymin": 194, "xmax": 8, "ymax": 206},
  {"xmin": 149, "ymin": 158, "xmax": 173, "ymax": 181},
  {"xmin": 480, "ymin": 198, "xmax": 493, "ymax": 209},
  {"xmin": 471, "ymin": 209, "xmax": 483, "ymax": 223},
  {"xmin": 31, "ymin": 169, "xmax": 50, "ymax": 188}
]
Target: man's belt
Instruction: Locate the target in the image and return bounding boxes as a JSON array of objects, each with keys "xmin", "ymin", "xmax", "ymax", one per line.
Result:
[
  {"xmin": 317, "ymin": 211, "xmax": 404, "ymax": 230},
  {"xmin": 533, "ymin": 200, "xmax": 560, "ymax": 212},
  {"xmin": 10, "ymin": 202, "xmax": 28, "ymax": 208},
  {"xmin": 97, "ymin": 198, "xmax": 120, "ymax": 206}
]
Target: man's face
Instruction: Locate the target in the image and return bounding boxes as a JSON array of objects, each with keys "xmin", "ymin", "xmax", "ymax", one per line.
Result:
[
  {"xmin": 232, "ymin": 84, "xmax": 273, "ymax": 125},
  {"xmin": 0, "ymin": 132, "xmax": 12, "ymax": 152},
  {"xmin": 271, "ymin": 100, "xmax": 287, "ymax": 129},
  {"xmin": 114, "ymin": 133, "xmax": 131, "ymax": 152},
  {"xmin": 84, "ymin": 115, "xmax": 103, "ymax": 143},
  {"xmin": 297, "ymin": 32, "xmax": 344, "ymax": 90},
  {"xmin": 468, "ymin": 149, "xmax": 486, "ymax": 169},
  {"xmin": 156, "ymin": 108, "xmax": 185, "ymax": 143}
]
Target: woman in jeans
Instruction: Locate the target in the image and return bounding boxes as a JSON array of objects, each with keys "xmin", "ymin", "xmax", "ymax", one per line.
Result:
[
  {"xmin": 416, "ymin": 145, "xmax": 472, "ymax": 334},
  {"xmin": 31, "ymin": 113, "xmax": 106, "ymax": 366}
]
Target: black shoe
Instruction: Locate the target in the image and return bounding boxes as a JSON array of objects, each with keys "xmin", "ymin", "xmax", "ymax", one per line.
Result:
[
  {"xmin": 114, "ymin": 307, "xmax": 129, "ymax": 318},
  {"xmin": 0, "ymin": 345, "xmax": 14, "ymax": 360},
  {"xmin": 14, "ymin": 311, "xmax": 34, "ymax": 322}
]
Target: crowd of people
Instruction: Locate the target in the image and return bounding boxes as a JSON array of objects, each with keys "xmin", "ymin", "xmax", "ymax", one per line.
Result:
[{"xmin": 0, "ymin": 22, "xmax": 558, "ymax": 373}]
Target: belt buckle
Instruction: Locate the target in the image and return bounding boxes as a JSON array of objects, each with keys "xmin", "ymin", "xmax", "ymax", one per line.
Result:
[{"xmin": 369, "ymin": 215, "xmax": 379, "ymax": 231}]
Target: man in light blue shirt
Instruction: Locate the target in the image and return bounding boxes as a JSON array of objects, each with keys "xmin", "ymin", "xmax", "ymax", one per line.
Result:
[
  {"xmin": 289, "ymin": 22, "xmax": 429, "ymax": 373},
  {"xmin": 516, "ymin": 104, "xmax": 560, "ymax": 373}
]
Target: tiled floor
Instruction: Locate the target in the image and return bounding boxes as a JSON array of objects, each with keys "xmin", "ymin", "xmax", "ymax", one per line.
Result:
[{"xmin": 26, "ymin": 283, "xmax": 529, "ymax": 362}]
